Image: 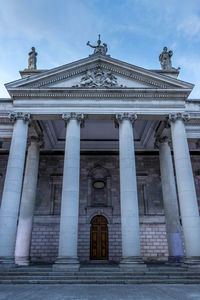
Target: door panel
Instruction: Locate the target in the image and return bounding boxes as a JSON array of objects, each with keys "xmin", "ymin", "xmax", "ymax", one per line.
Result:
[{"xmin": 90, "ymin": 215, "xmax": 108, "ymax": 260}]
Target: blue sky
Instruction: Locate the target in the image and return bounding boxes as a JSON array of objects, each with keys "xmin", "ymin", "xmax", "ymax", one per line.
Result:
[{"xmin": 0, "ymin": 0, "xmax": 200, "ymax": 98}]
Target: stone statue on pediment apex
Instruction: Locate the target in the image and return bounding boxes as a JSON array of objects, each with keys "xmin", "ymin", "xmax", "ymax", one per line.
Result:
[
  {"xmin": 87, "ymin": 34, "xmax": 108, "ymax": 55},
  {"xmin": 28, "ymin": 46, "xmax": 37, "ymax": 70}
]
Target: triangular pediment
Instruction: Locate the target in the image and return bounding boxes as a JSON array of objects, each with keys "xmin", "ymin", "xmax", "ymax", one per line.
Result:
[{"xmin": 5, "ymin": 55, "xmax": 194, "ymax": 98}]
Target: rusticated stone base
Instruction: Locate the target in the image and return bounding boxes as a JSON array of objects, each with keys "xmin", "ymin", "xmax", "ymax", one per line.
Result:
[
  {"xmin": 15, "ymin": 256, "xmax": 30, "ymax": 266},
  {"xmin": 53, "ymin": 257, "xmax": 80, "ymax": 271},
  {"xmin": 167, "ymin": 255, "xmax": 184, "ymax": 264},
  {"xmin": 120, "ymin": 256, "xmax": 147, "ymax": 272}
]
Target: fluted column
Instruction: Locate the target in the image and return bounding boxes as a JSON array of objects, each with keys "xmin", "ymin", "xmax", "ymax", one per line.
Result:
[
  {"xmin": 156, "ymin": 136, "xmax": 184, "ymax": 263},
  {"xmin": 53, "ymin": 112, "xmax": 84, "ymax": 271},
  {"xmin": 0, "ymin": 112, "xmax": 30, "ymax": 266},
  {"xmin": 170, "ymin": 113, "xmax": 200, "ymax": 266},
  {"xmin": 15, "ymin": 136, "xmax": 42, "ymax": 266},
  {"xmin": 116, "ymin": 113, "xmax": 146, "ymax": 271}
]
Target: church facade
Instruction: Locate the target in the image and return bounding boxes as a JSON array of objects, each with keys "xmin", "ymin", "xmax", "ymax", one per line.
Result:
[{"xmin": 0, "ymin": 39, "xmax": 200, "ymax": 271}]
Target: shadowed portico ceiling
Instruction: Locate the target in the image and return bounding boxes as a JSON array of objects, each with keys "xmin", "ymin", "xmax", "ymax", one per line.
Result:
[{"xmin": 40, "ymin": 119, "xmax": 158, "ymax": 151}]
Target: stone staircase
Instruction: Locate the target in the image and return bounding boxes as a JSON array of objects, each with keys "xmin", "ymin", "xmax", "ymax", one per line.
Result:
[{"xmin": 0, "ymin": 264, "xmax": 200, "ymax": 284}]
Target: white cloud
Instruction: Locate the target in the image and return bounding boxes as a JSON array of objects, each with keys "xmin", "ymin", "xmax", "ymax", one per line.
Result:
[{"xmin": 177, "ymin": 14, "xmax": 200, "ymax": 38}]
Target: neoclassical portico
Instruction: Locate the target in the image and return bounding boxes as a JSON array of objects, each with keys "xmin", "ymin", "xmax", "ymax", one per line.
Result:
[{"xmin": 0, "ymin": 43, "xmax": 200, "ymax": 270}]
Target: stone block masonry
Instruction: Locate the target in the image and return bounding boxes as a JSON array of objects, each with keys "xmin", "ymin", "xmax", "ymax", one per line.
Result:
[
  {"xmin": 31, "ymin": 220, "xmax": 59, "ymax": 264},
  {"xmin": 30, "ymin": 216, "xmax": 169, "ymax": 263}
]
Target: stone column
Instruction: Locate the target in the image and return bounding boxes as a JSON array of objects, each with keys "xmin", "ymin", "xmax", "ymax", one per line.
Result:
[
  {"xmin": 15, "ymin": 136, "xmax": 42, "ymax": 265},
  {"xmin": 116, "ymin": 113, "xmax": 146, "ymax": 271},
  {"xmin": 0, "ymin": 112, "xmax": 30, "ymax": 267},
  {"xmin": 170, "ymin": 113, "xmax": 200, "ymax": 265},
  {"xmin": 53, "ymin": 112, "xmax": 84, "ymax": 271},
  {"xmin": 156, "ymin": 136, "xmax": 184, "ymax": 263}
]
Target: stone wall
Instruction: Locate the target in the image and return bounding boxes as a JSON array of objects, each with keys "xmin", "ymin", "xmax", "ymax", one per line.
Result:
[
  {"xmin": 0, "ymin": 152, "xmax": 200, "ymax": 263},
  {"xmin": 30, "ymin": 153, "xmax": 169, "ymax": 263}
]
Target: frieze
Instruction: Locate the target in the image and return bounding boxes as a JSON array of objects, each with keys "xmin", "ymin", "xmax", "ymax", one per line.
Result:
[{"xmin": 10, "ymin": 89, "xmax": 190, "ymax": 99}]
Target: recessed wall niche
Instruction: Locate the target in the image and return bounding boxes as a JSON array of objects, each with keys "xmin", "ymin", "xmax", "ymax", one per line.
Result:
[{"xmin": 87, "ymin": 164, "xmax": 112, "ymax": 207}]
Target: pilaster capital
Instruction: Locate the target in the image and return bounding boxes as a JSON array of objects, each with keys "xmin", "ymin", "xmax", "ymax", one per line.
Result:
[
  {"xmin": 168, "ymin": 113, "xmax": 190, "ymax": 123},
  {"xmin": 154, "ymin": 136, "xmax": 171, "ymax": 149},
  {"xmin": 9, "ymin": 112, "xmax": 31, "ymax": 123},
  {"xmin": 27, "ymin": 135, "xmax": 44, "ymax": 148},
  {"xmin": 114, "ymin": 113, "xmax": 137, "ymax": 127},
  {"xmin": 62, "ymin": 112, "xmax": 85, "ymax": 128}
]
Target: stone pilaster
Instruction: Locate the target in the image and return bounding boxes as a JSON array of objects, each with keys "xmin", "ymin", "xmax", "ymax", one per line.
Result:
[
  {"xmin": 15, "ymin": 136, "xmax": 43, "ymax": 266},
  {"xmin": 169, "ymin": 113, "xmax": 200, "ymax": 267},
  {"xmin": 156, "ymin": 136, "xmax": 184, "ymax": 263},
  {"xmin": 115, "ymin": 113, "xmax": 146, "ymax": 271},
  {"xmin": 0, "ymin": 112, "xmax": 30, "ymax": 267},
  {"xmin": 53, "ymin": 112, "xmax": 84, "ymax": 271}
]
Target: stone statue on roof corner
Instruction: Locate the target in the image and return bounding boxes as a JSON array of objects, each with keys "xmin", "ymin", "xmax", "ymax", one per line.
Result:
[
  {"xmin": 159, "ymin": 47, "xmax": 174, "ymax": 71},
  {"xmin": 28, "ymin": 46, "xmax": 37, "ymax": 70},
  {"xmin": 87, "ymin": 34, "xmax": 108, "ymax": 55}
]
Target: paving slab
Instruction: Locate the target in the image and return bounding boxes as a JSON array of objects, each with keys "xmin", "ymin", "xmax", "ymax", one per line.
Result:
[{"xmin": 0, "ymin": 284, "xmax": 200, "ymax": 300}]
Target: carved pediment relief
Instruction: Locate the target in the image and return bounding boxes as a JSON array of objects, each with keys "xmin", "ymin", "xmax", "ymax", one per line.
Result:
[{"xmin": 72, "ymin": 67, "xmax": 125, "ymax": 88}]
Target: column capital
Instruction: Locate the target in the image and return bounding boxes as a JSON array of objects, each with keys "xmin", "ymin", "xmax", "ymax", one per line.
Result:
[
  {"xmin": 115, "ymin": 113, "xmax": 137, "ymax": 128},
  {"xmin": 168, "ymin": 113, "xmax": 190, "ymax": 123},
  {"xmin": 9, "ymin": 112, "xmax": 31, "ymax": 123},
  {"xmin": 154, "ymin": 136, "xmax": 171, "ymax": 149},
  {"xmin": 62, "ymin": 112, "xmax": 85, "ymax": 128},
  {"xmin": 27, "ymin": 135, "xmax": 44, "ymax": 148}
]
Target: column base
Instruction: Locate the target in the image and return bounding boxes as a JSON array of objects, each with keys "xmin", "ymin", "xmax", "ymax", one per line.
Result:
[
  {"xmin": 0, "ymin": 256, "xmax": 15, "ymax": 269},
  {"xmin": 167, "ymin": 255, "xmax": 184, "ymax": 264},
  {"xmin": 15, "ymin": 256, "xmax": 30, "ymax": 266},
  {"xmin": 120, "ymin": 256, "xmax": 147, "ymax": 272},
  {"xmin": 53, "ymin": 257, "xmax": 80, "ymax": 271},
  {"xmin": 184, "ymin": 257, "xmax": 200, "ymax": 269}
]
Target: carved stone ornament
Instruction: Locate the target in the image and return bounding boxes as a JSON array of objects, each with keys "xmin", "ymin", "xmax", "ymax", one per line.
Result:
[
  {"xmin": 74, "ymin": 67, "xmax": 124, "ymax": 88},
  {"xmin": 9, "ymin": 112, "xmax": 31, "ymax": 122},
  {"xmin": 115, "ymin": 113, "xmax": 137, "ymax": 127},
  {"xmin": 62, "ymin": 112, "xmax": 85, "ymax": 127},
  {"xmin": 169, "ymin": 113, "xmax": 190, "ymax": 123},
  {"xmin": 27, "ymin": 135, "xmax": 44, "ymax": 148},
  {"xmin": 154, "ymin": 136, "xmax": 171, "ymax": 149}
]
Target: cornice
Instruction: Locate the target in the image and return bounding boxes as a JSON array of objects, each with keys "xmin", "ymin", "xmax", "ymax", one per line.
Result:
[{"xmin": 9, "ymin": 87, "xmax": 191, "ymax": 99}]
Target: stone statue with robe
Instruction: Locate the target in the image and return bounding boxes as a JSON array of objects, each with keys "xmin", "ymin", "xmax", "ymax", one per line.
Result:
[
  {"xmin": 28, "ymin": 47, "xmax": 37, "ymax": 70},
  {"xmin": 159, "ymin": 47, "xmax": 173, "ymax": 71}
]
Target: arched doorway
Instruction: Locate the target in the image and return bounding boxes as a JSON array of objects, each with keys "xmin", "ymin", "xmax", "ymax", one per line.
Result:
[{"xmin": 90, "ymin": 215, "xmax": 108, "ymax": 260}]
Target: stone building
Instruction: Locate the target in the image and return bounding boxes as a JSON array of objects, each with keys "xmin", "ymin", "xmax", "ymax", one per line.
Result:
[{"xmin": 0, "ymin": 39, "xmax": 200, "ymax": 271}]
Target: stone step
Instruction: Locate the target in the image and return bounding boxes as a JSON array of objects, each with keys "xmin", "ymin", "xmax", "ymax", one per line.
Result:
[
  {"xmin": 1, "ymin": 271, "xmax": 200, "ymax": 277},
  {"xmin": 0, "ymin": 278, "xmax": 200, "ymax": 284},
  {"xmin": 1, "ymin": 270, "xmax": 200, "ymax": 275},
  {"xmin": 1, "ymin": 275, "xmax": 200, "ymax": 281}
]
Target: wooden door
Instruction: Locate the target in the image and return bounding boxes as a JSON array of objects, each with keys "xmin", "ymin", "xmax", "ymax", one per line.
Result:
[{"xmin": 90, "ymin": 215, "xmax": 108, "ymax": 260}]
